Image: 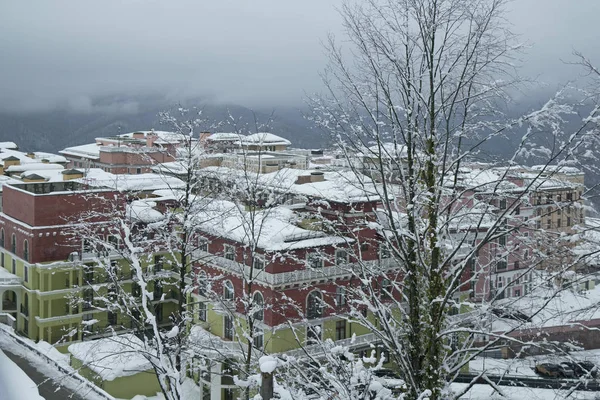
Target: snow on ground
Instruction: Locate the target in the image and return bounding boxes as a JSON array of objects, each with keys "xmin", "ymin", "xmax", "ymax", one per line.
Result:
[
  {"xmin": 0, "ymin": 349, "xmax": 45, "ymax": 400},
  {"xmin": 453, "ymin": 383, "xmax": 599, "ymax": 399},
  {"xmin": 127, "ymin": 378, "xmax": 200, "ymax": 400},
  {"xmin": 469, "ymin": 357, "xmax": 538, "ymax": 377},
  {"xmin": 470, "ymin": 348, "xmax": 600, "ymax": 378},
  {"xmin": 68, "ymin": 334, "xmax": 151, "ymax": 381},
  {"xmin": 0, "ymin": 325, "xmax": 113, "ymax": 400}
]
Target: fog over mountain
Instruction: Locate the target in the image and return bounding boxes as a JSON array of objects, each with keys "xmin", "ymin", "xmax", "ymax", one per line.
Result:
[{"xmin": 1, "ymin": 1, "xmax": 600, "ymax": 156}]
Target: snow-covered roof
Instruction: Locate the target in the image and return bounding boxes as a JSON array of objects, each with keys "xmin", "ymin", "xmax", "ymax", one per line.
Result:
[
  {"xmin": 531, "ymin": 165, "xmax": 583, "ymax": 175},
  {"xmin": 68, "ymin": 334, "xmax": 151, "ymax": 381},
  {"xmin": 59, "ymin": 143, "xmax": 101, "ymax": 159},
  {"xmin": 242, "ymin": 132, "xmax": 291, "ymax": 146},
  {"xmin": 199, "ymin": 166, "xmax": 382, "ymax": 203},
  {"xmin": 193, "ymin": 202, "xmax": 351, "ymax": 251},
  {"xmin": 6, "ymin": 163, "xmax": 64, "ymax": 173},
  {"xmin": 206, "ymin": 132, "xmax": 245, "ymax": 142},
  {"xmin": 32, "ymin": 152, "xmax": 68, "ymax": 164},
  {"xmin": 127, "ymin": 200, "xmax": 165, "ymax": 223},
  {"xmin": 363, "ymin": 143, "xmax": 409, "ymax": 159},
  {"xmin": 0, "ymin": 142, "xmax": 18, "ymax": 150},
  {"xmin": 76, "ymin": 169, "xmax": 186, "ymax": 192},
  {"xmin": 0, "ymin": 149, "xmax": 43, "ymax": 164}
]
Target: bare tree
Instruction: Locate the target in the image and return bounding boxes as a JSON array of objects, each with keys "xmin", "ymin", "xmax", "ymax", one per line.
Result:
[{"xmin": 299, "ymin": 1, "xmax": 600, "ymax": 399}]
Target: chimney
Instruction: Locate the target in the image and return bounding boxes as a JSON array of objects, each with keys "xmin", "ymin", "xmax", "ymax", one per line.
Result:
[
  {"xmin": 296, "ymin": 171, "xmax": 325, "ymax": 185},
  {"xmin": 132, "ymin": 131, "xmax": 145, "ymax": 139},
  {"xmin": 146, "ymin": 131, "xmax": 158, "ymax": 147},
  {"xmin": 309, "ymin": 171, "xmax": 325, "ymax": 183}
]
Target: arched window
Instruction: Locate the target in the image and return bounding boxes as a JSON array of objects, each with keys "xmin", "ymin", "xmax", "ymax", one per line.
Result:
[
  {"xmin": 0, "ymin": 228, "xmax": 4, "ymax": 247},
  {"xmin": 197, "ymin": 271, "xmax": 208, "ymax": 296},
  {"xmin": 253, "ymin": 292, "xmax": 264, "ymax": 321},
  {"xmin": 11, "ymin": 234, "xmax": 16, "ymax": 254},
  {"xmin": 306, "ymin": 290, "xmax": 323, "ymax": 319},
  {"xmin": 23, "ymin": 240, "xmax": 29, "ymax": 262},
  {"xmin": 223, "ymin": 280, "xmax": 234, "ymax": 301}
]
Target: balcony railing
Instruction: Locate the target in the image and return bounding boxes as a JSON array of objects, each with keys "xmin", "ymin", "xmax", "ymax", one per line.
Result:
[{"xmin": 192, "ymin": 249, "xmax": 398, "ymax": 286}]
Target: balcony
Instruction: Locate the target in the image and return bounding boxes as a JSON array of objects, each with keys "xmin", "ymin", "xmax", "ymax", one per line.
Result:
[
  {"xmin": 2, "ymin": 299, "xmax": 16, "ymax": 312},
  {"xmin": 192, "ymin": 249, "xmax": 398, "ymax": 287}
]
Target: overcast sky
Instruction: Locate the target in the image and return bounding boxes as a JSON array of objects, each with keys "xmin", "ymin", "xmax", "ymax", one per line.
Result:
[{"xmin": 1, "ymin": 0, "xmax": 599, "ymax": 113}]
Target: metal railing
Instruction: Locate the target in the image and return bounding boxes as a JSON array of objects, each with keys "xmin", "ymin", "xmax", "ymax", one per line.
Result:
[{"xmin": 192, "ymin": 249, "xmax": 398, "ymax": 286}]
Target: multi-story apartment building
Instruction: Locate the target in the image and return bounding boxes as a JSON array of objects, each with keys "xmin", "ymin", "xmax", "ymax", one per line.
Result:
[
  {"xmin": 0, "ymin": 176, "xmax": 183, "ymax": 346},
  {"xmin": 183, "ymin": 169, "xmax": 400, "ymax": 398},
  {"xmin": 60, "ymin": 130, "xmax": 185, "ymax": 174},
  {"xmin": 454, "ymin": 164, "xmax": 586, "ymax": 302}
]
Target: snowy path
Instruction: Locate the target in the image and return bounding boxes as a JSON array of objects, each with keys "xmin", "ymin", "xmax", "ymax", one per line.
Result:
[{"xmin": 0, "ymin": 349, "xmax": 86, "ymax": 400}]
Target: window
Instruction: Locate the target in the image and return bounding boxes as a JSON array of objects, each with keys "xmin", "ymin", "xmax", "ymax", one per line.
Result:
[
  {"xmin": 306, "ymin": 291, "xmax": 323, "ymax": 319},
  {"xmin": 335, "ymin": 287, "xmax": 346, "ymax": 306},
  {"xmin": 197, "ymin": 271, "xmax": 208, "ymax": 296},
  {"xmin": 514, "ymin": 289, "xmax": 521, "ymax": 297},
  {"xmin": 498, "ymin": 235, "xmax": 506, "ymax": 246},
  {"xmin": 379, "ymin": 244, "xmax": 391, "ymax": 259},
  {"xmin": 253, "ymin": 326, "xmax": 264, "ymax": 349},
  {"xmin": 198, "ymin": 302, "xmax": 207, "ymax": 322},
  {"xmin": 252, "ymin": 257, "xmax": 265, "ymax": 271},
  {"xmin": 107, "ymin": 235, "xmax": 120, "ymax": 249},
  {"xmin": 306, "ymin": 252, "xmax": 323, "ymax": 269},
  {"xmin": 108, "ymin": 311, "xmax": 117, "ymax": 325},
  {"xmin": 514, "ymin": 261, "xmax": 520, "ymax": 270},
  {"xmin": 567, "ymin": 192, "xmax": 573, "ymax": 201},
  {"xmin": 546, "ymin": 219, "xmax": 552, "ymax": 229},
  {"xmin": 1, "ymin": 253, "xmax": 4, "ymax": 268},
  {"xmin": 22, "ymin": 240, "xmax": 29, "ymax": 262},
  {"xmin": 11, "ymin": 234, "xmax": 16, "ymax": 254},
  {"xmin": 11, "ymin": 259, "xmax": 16, "ymax": 274},
  {"xmin": 567, "ymin": 216, "xmax": 571, "ymax": 226},
  {"xmin": 381, "ymin": 279, "xmax": 391, "ymax": 299},
  {"xmin": 0, "ymin": 228, "xmax": 4, "ymax": 247},
  {"xmin": 223, "ymin": 280, "xmax": 234, "ymax": 301},
  {"xmin": 499, "ymin": 199, "xmax": 506, "ymax": 209},
  {"xmin": 253, "ymin": 292, "xmax": 264, "ymax": 321},
  {"xmin": 224, "ymin": 316, "xmax": 234, "ymax": 340},
  {"xmin": 84, "ymin": 268, "xmax": 94, "ymax": 284},
  {"xmin": 335, "ymin": 320, "xmax": 346, "ymax": 341},
  {"xmin": 132, "ymin": 282, "xmax": 141, "ymax": 298},
  {"xmin": 557, "ymin": 194, "xmax": 562, "ymax": 202},
  {"xmin": 136, "ymin": 168, "xmax": 142, "ymax": 174},
  {"xmin": 335, "ymin": 249, "xmax": 348, "ymax": 266},
  {"xmin": 468, "ymin": 258, "xmax": 476, "ymax": 273},
  {"xmin": 514, "ymin": 206, "xmax": 520, "ymax": 215},
  {"xmin": 497, "ymin": 259, "xmax": 507, "ymax": 270},
  {"xmin": 557, "ymin": 219, "xmax": 561, "ymax": 228},
  {"xmin": 306, "ymin": 324, "xmax": 322, "ymax": 345},
  {"xmin": 197, "ymin": 237, "xmax": 208, "ymax": 252},
  {"xmin": 153, "ymin": 283, "xmax": 163, "ymax": 301},
  {"xmin": 24, "ymin": 266, "xmax": 28, "ymax": 282},
  {"xmin": 224, "ymin": 245, "xmax": 235, "ymax": 261},
  {"xmin": 154, "ymin": 255, "xmax": 164, "ymax": 272},
  {"xmin": 83, "ymin": 288, "xmax": 94, "ymax": 310}
]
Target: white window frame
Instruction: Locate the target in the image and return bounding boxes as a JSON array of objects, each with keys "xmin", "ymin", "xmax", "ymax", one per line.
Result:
[
  {"xmin": 224, "ymin": 244, "xmax": 235, "ymax": 261},
  {"xmin": 335, "ymin": 249, "xmax": 348, "ymax": 266},
  {"xmin": 306, "ymin": 252, "xmax": 324, "ymax": 269}
]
